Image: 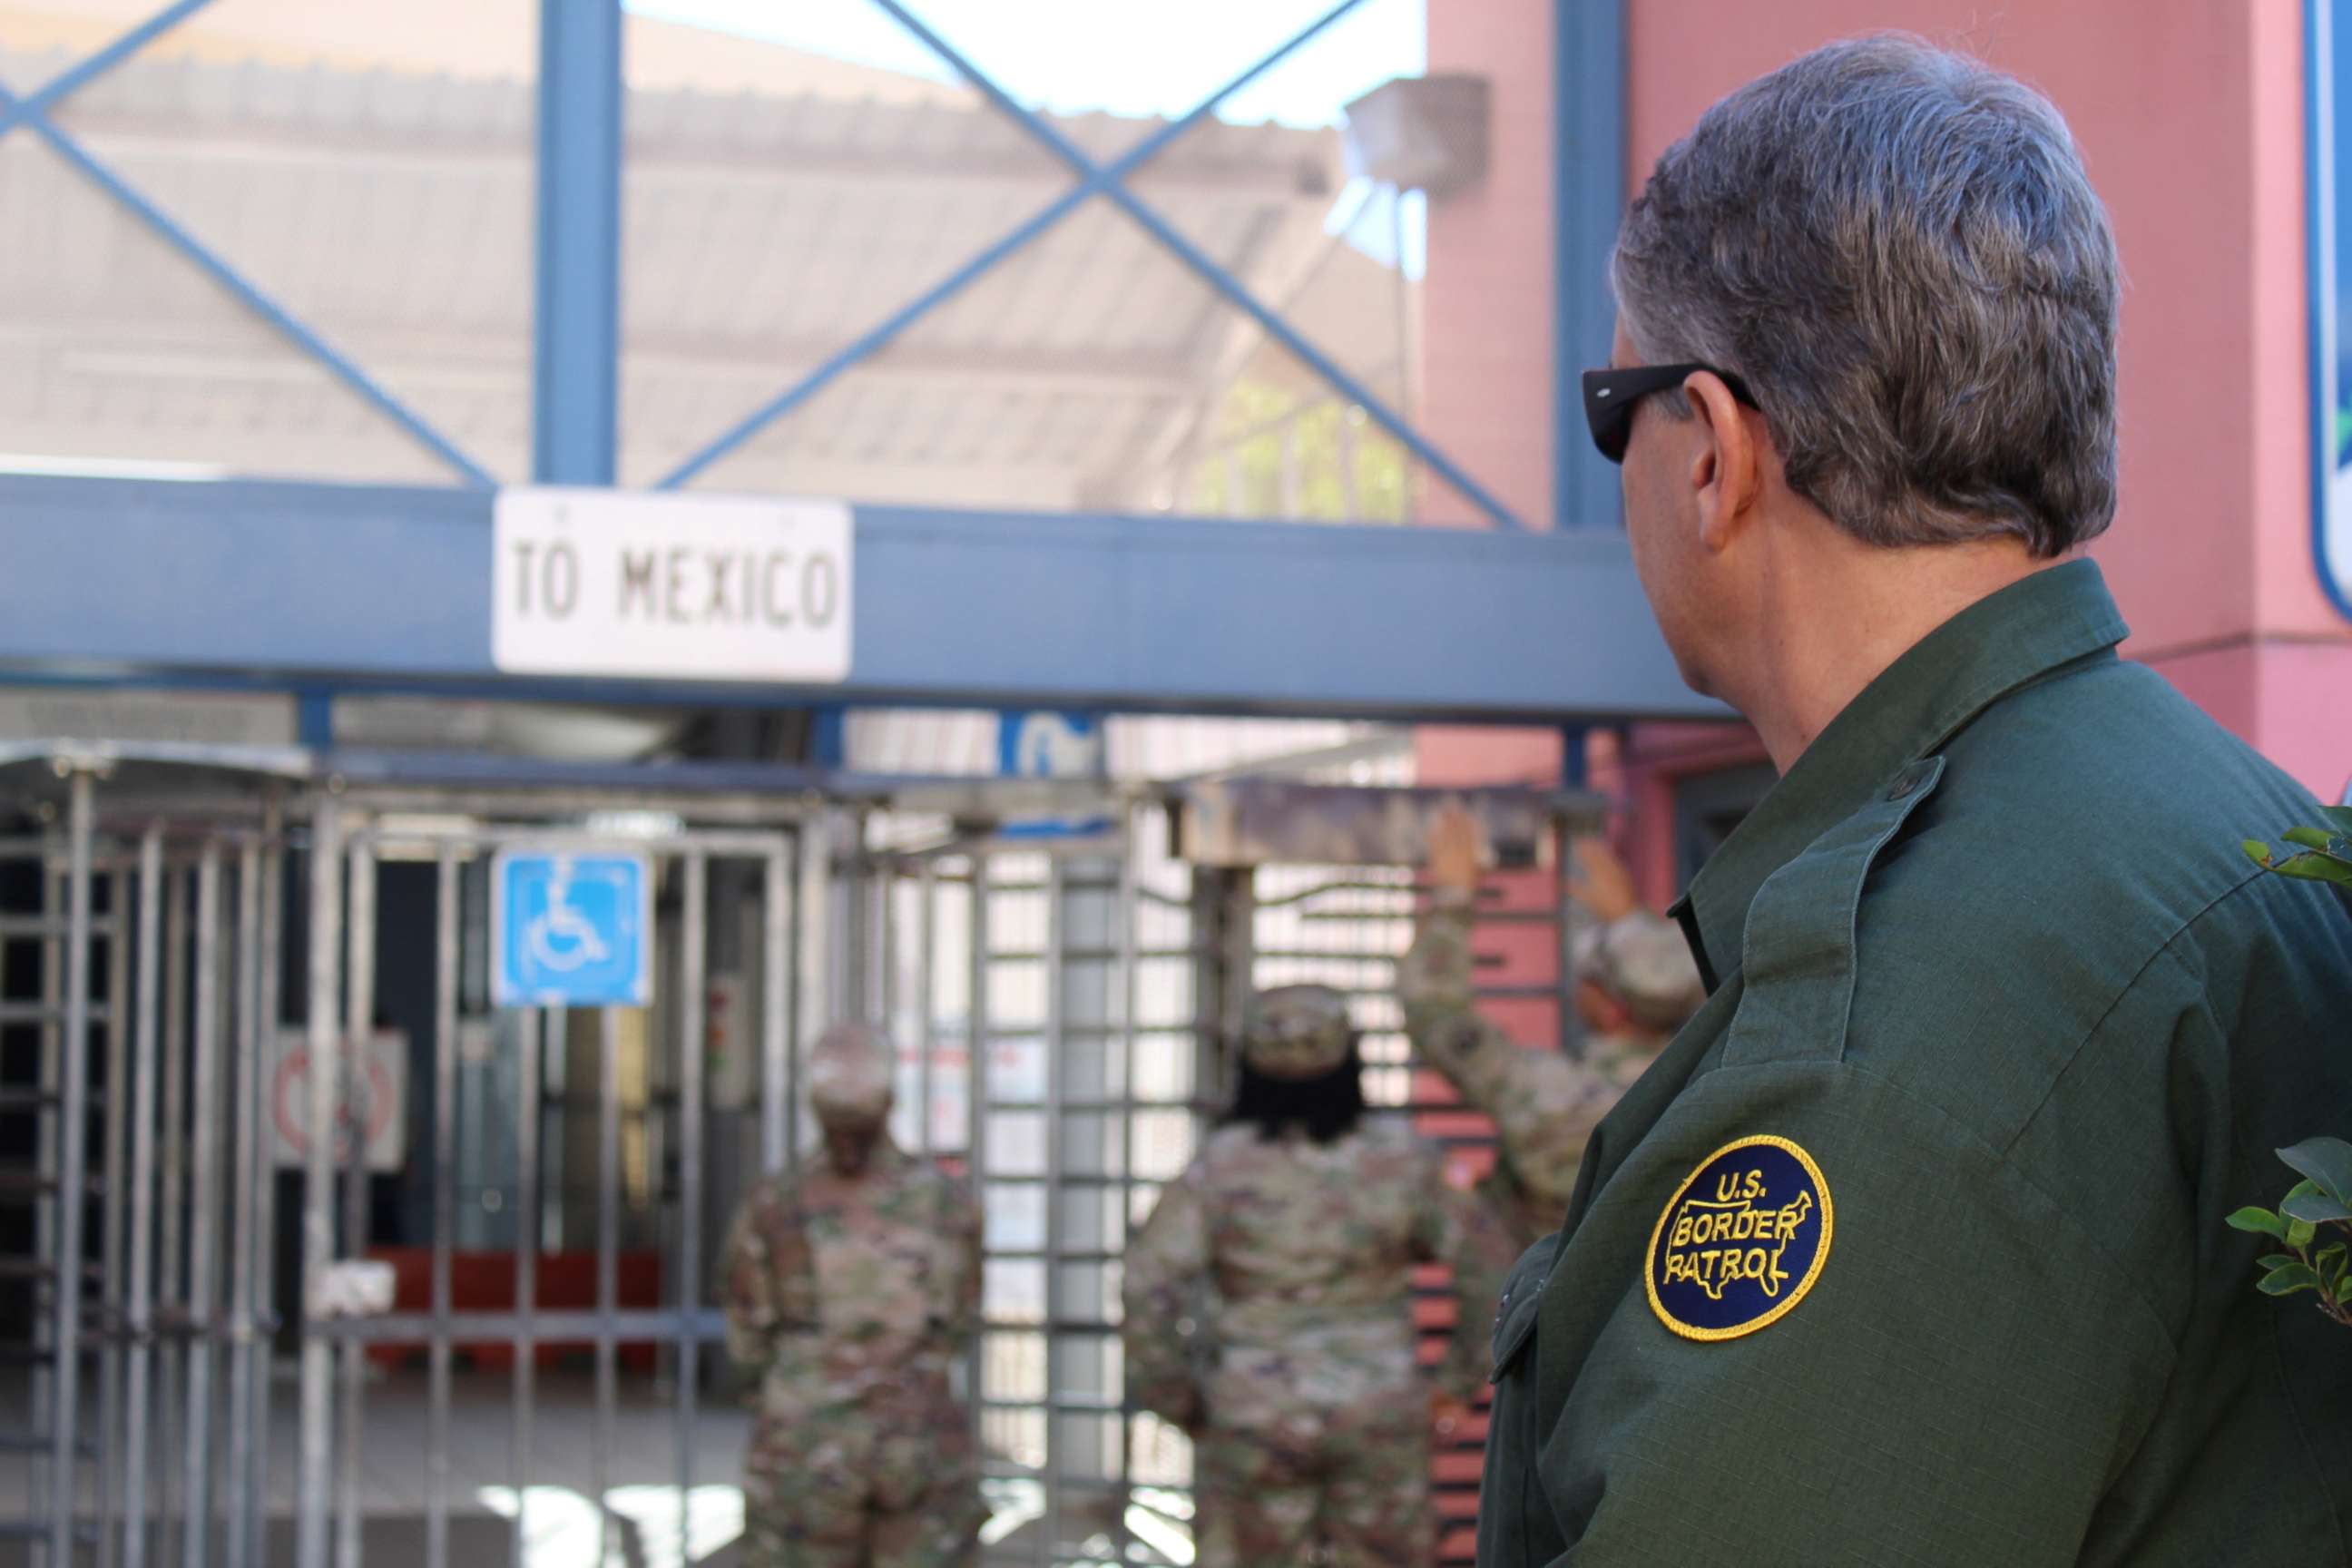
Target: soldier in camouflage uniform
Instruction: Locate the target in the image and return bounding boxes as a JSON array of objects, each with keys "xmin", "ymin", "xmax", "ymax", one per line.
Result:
[
  {"xmin": 1121, "ymin": 985, "xmax": 1514, "ymax": 1568},
  {"xmin": 1397, "ymin": 805, "xmax": 1705, "ymax": 1248},
  {"xmin": 720, "ymin": 1024, "xmax": 985, "ymax": 1568}
]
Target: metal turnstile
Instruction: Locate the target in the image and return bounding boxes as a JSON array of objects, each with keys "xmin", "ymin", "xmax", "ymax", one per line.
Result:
[{"xmin": 0, "ymin": 750, "xmax": 1594, "ymax": 1568}]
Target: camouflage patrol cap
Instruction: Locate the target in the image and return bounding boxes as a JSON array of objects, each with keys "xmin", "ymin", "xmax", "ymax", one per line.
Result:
[
  {"xmin": 808, "ymin": 1023, "xmax": 896, "ymax": 1121},
  {"xmin": 1241, "ymin": 984, "xmax": 1353, "ymax": 1079}
]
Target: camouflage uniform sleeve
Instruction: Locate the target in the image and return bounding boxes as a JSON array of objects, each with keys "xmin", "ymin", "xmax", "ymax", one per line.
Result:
[
  {"xmin": 1119, "ymin": 1167, "xmax": 1211, "ymax": 1430},
  {"xmin": 1583, "ymin": 907, "xmax": 1706, "ymax": 1032},
  {"xmin": 1411, "ymin": 1149, "xmax": 1519, "ymax": 1404},
  {"xmin": 1397, "ymin": 898, "xmax": 1521, "ymax": 1113},
  {"xmin": 719, "ymin": 1180, "xmax": 812, "ymax": 1371}
]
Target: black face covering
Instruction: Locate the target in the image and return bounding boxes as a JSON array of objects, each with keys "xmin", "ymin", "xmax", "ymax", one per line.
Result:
[{"xmin": 1222, "ymin": 1040, "xmax": 1367, "ymax": 1145}]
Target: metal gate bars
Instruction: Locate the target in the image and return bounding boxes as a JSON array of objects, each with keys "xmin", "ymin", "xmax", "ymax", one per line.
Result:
[
  {"xmin": 293, "ymin": 808, "xmax": 800, "ymax": 1568},
  {"xmin": 0, "ymin": 753, "xmax": 810, "ymax": 1568},
  {"xmin": 1, "ymin": 758, "xmax": 293, "ymax": 1568}
]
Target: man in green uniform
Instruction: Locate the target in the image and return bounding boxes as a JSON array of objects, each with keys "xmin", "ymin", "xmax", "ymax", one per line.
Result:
[
  {"xmin": 721, "ymin": 1024, "xmax": 985, "ymax": 1567},
  {"xmin": 1480, "ymin": 35, "xmax": 2352, "ymax": 1566},
  {"xmin": 1122, "ymin": 984, "xmax": 1514, "ymax": 1566},
  {"xmin": 1402, "ymin": 809, "xmax": 1703, "ymax": 1249}
]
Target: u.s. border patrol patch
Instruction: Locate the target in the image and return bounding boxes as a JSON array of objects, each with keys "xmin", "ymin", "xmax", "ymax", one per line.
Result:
[{"xmin": 1645, "ymin": 1135, "xmax": 1832, "ymax": 1341}]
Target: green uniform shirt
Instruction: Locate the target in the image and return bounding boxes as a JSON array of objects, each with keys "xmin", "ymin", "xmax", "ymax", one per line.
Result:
[{"xmin": 1479, "ymin": 561, "xmax": 2352, "ymax": 1566}]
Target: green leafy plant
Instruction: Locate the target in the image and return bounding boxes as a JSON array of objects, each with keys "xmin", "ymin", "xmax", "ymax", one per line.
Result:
[
  {"xmin": 2240, "ymin": 805, "xmax": 2352, "ymax": 887},
  {"xmin": 2227, "ymin": 1140, "xmax": 2352, "ymax": 1328},
  {"xmin": 2231, "ymin": 815, "xmax": 2352, "ymax": 1325}
]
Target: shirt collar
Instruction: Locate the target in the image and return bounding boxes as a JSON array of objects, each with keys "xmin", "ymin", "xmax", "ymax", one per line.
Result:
[{"xmin": 1670, "ymin": 556, "xmax": 2130, "ymax": 989}]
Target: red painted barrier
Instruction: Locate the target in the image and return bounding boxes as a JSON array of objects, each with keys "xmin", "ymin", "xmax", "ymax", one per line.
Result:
[{"xmin": 362, "ymin": 1247, "xmax": 665, "ymax": 1372}]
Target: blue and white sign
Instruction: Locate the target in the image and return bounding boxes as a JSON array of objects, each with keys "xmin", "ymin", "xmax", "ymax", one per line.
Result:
[
  {"xmin": 996, "ymin": 709, "xmax": 1112, "ymax": 840},
  {"xmin": 492, "ymin": 851, "xmax": 652, "ymax": 1007},
  {"xmin": 997, "ymin": 710, "xmax": 1106, "ymax": 779}
]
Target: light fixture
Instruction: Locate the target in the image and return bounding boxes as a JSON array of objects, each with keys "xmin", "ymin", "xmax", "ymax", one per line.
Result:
[{"xmin": 1340, "ymin": 75, "xmax": 1491, "ymax": 197}]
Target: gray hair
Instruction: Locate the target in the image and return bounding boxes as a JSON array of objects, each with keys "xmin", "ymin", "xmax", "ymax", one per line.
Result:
[{"xmin": 1611, "ymin": 34, "xmax": 2119, "ymax": 556}]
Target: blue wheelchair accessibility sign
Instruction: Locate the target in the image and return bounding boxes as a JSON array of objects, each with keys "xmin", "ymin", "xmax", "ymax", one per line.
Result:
[{"xmin": 492, "ymin": 851, "xmax": 652, "ymax": 1007}]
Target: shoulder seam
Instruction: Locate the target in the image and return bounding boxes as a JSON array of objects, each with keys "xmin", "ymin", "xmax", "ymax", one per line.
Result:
[
  {"xmin": 1997, "ymin": 863, "xmax": 2270, "ymax": 1165},
  {"xmin": 1803, "ymin": 1059, "xmax": 2186, "ymax": 1360}
]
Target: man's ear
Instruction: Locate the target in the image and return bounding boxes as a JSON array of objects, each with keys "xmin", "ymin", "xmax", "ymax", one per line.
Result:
[{"xmin": 1685, "ymin": 371, "xmax": 1760, "ymax": 554}]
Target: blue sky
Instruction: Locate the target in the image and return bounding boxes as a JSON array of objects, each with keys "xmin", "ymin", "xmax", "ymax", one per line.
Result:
[{"xmin": 623, "ymin": 0, "xmax": 1428, "ymax": 270}]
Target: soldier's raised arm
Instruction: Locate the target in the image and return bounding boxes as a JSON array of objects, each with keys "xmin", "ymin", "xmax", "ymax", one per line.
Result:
[
  {"xmin": 1397, "ymin": 804, "xmax": 1520, "ymax": 1113},
  {"xmin": 1119, "ymin": 1166, "xmax": 1211, "ymax": 1431},
  {"xmin": 718, "ymin": 1178, "xmax": 812, "ymax": 1371}
]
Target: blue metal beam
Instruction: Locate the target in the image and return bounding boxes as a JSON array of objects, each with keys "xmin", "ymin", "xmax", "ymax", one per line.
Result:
[
  {"xmin": 660, "ymin": 0, "xmax": 1370, "ymax": 492},
  {"xmin": 0, "ymin": 475, "xmax": 1724, "ymax": 724},
  {"xmin": 1554, "ymin": 0, "xmax": 1626, "ymax": 533},
  {"xmin": 534, "ymin": 0, "xmax": 624, "ymax": 486},
  {"xmin": 864, "ymin": 0, "xmax": 1526, "ymax": 532}
]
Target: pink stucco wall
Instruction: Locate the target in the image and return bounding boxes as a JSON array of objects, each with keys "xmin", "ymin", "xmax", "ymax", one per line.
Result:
[
  {"xmin": 1419, "ymin": 0, "xmax": 1558, "ymax": 535},
  {"xmin": 1422, "ymin": 0, "xmax": 2352, "ymax": 897}
]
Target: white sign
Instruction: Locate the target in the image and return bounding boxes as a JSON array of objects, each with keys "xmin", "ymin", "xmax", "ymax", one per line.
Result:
[
  {"xmin": 493, "ymin": 487, "xmax": 853, "ymax": 681},
  {"xmin": 269, "ymin": 1028, "xmax": 408, "ymax": 1173}
]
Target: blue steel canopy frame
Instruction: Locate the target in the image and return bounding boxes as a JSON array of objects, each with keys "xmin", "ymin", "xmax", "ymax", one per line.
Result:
[
  {"xmin": 0, "ymin": 0, "xmax": 498, "ymax": 487},
  {"xmin": 654, "ymin": 0, "xmax": 1526, "ymax": 530},
  {"xmin": 0, "ymin": 474, "xmax": 1725, "ymax": 724},
  {"xmin": 0, "ymin": 0, "xmax": 1691, "ymax": 726},
  {"xmin": 1554, "ymin": 0, "xmax": 1627, "ymax": 533},
  {"xmin": 0, "ymin": 0, "xmax": 1539, "ymax": 524},
  {"xmin": 536, "ymin": 1, "xmax": 625, "ymax": 488}
]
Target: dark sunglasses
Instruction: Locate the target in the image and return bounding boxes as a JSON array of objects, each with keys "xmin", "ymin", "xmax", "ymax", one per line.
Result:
[{"xmin": 1583, "ymin": 363, "xmax": 1758, "ymax": 463}]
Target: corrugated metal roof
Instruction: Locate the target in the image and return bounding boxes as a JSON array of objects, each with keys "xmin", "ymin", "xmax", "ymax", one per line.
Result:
[{"xmin": 2, "ymin": 35, "xmax": 1401, "ymax": 506}]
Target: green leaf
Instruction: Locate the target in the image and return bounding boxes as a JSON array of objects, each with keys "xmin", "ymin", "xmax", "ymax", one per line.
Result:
[
  {"xmin": 2241, "ymin": 840, "xmax": 2278, "ymax": 870},
  {"xmin": 2273, "ymin": 852, "xmax": 2352, "ymax": 887},
  {"xmin": 2258, "ymin": 1262, "xmax": 2322, "ymax": 1296},
  {"xmin": 2227, "ymin": 1206, "xmax": 2288, "ymax": 1240},
  {"xmin": 2282, "ymin": 827, "xmax": 2336, "ymax": 850},
  {"xmin": 2279, "ymin": 1138, "xmax": 2352, "ymax": 1205},
  {"xmin": 2288, "ymin": 1216, "xmax": 2318, "ymax": 1249},
  {"xmin": 2283, "ymin": 1192, "xmax": 2352, "ymax": 1225},
  {"xmin": 2258, "ymin": 1252, "xmax": 2300, "ymax": 1271},
  {"xmin": 2320, "ymin": 806, "xmax": 2352, "ymax": 837}
]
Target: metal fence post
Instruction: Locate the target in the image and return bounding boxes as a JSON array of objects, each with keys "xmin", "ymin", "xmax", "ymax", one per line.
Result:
[
  {"xmin": 426, "ymin": 849, "xmax": 459, "ymax": 1568},
  {"xmin": 180, "ymin": 840, "xmax": 222, "ymax": 1568},
  {"xmin": 333, "ymin": 841, "xmax": 375, "ymax": 1568},
  {"xmin": 99, "ymin": 856, "xmax": 131, "ymax": 1568},
  {"xmin": 249, "ymin": 805, "xmax": 285, "ymax": 1568},
  {"xmin": 52, "ymin": 769, "xmax": 96, "ymax": 1565},
  {"xmin": 224, "ymin": 842, "xmax": 264, "ymax": 1568},
  {"xmin": 675, "ymin": 852, "xmax": 708, "ymax": 1568},
  {"xmin": 295, "ymin": 801, "xmax": 343, "ymax": 1568},
  {"xmin": 122, "ymin": 828, "xmax": 163, "ymax": 1568}
]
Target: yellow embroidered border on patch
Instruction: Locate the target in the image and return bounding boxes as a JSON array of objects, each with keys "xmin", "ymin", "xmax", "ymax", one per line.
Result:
[{"xmin": 1644, "ymin": 1134, "xmax": 1833, "ymax": 1342}]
